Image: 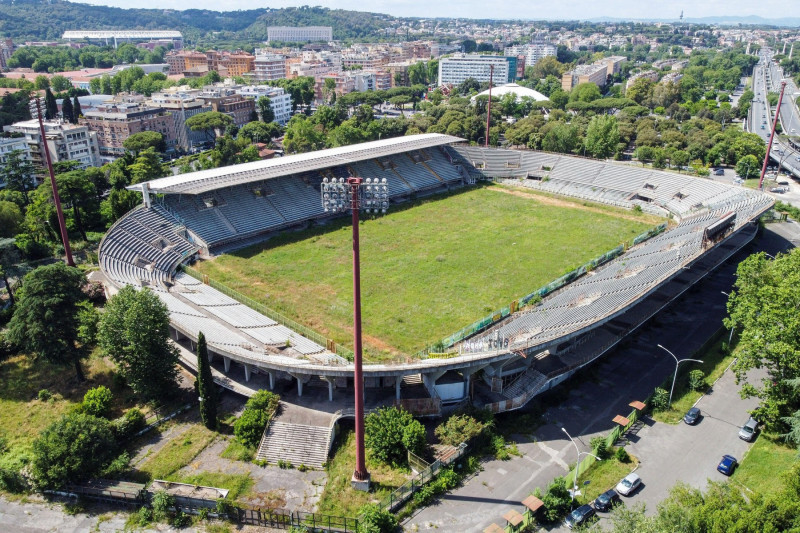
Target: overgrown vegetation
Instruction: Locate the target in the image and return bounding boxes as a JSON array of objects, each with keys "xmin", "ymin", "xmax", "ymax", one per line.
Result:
[{"xmin": 232, "ymin": 390, "xmax": 279, "ymax": 449}]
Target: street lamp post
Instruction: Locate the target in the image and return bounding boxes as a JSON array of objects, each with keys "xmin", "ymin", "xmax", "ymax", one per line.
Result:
[
  {"xmin": 29, "ymin": 97, "xmax": 74, "ymax": 267},
  {"xmin": 561, "ymin": 427, "xmax": 602, "ymax": 504},
  {"xmin": 321, "ymin": 176, "xmax": 389, "ymax": 491},
  {"xmin": 657, "ymin": 344, "xmax": 704, "ymax": 407},
  {"xmin": 720, "ymin": 291, "xmax": 736, "ymax": 344}
]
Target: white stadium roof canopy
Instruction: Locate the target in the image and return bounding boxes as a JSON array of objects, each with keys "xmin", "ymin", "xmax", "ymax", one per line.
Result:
[
  {"xmin": 132, "ymin": 133, "xmax": 464, "ymax": 196},
  {"xmin": 471, "ymin": 83, "xmax": 548, "ymax": 103},
  {"xmin": 62, "ymin": 31, "xmax": 182, "ymax": 39}
]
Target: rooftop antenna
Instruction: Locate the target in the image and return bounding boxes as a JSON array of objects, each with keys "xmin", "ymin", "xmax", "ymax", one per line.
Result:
[{"xmin": 679, "ymin": 10, "xmax": 683, "ymax": 22}]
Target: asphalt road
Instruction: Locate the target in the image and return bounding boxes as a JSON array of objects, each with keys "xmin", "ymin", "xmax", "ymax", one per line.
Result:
[{"xmin": 405, "ymin": 223, "xmax": 799, "ymax": 533}]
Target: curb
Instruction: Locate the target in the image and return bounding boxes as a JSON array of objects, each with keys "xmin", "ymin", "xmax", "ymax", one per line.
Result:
[{"xmin": 692, "ymin": 357, "xmax": 738, "ymax": 409}]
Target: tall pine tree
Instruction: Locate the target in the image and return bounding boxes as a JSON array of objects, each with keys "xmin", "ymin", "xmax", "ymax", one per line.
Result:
[
  {"xmin": 196, "ymin": 332, "xmax": 218, "ymax": 430},
  {"xmin": 72, "ymin": 96, "xmax": 83, "ymax": 123},
  {"xmin": 61, "ymin": 96, "xmax": 74, "ymax": 124},
  {"xmin": 44, "ymin": 88, "xmax": 58, "ymax": 120}
]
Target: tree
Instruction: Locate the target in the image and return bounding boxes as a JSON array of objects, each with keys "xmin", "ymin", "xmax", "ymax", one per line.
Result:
[
  {"xmin": 283, "ymin": 115, "xmax": 325, "ymax": 154},
  {"xmin": 625, "ymin": 77, "xmax": 655, "ymax": 106},
  {"xmin": 44, "ymin": 88, "xmax": 58, "ymax": 120},
  {"xmin": 585, "ymin": 115, "xmax": 620, "ymax": 159},
  {"xmin": 98, "ymin": 286, "xmax": 179, "ymax": 401},
  {"xmin": 186, "ymin": 111, "xmax": 234, "ymax": 142},
  {"xmin": 233, "ymin": 390, "xmax": 279, "ymax": 448},
  {"xmin": 735, "ymin": 154, "xmax": 760, "ymax": 179},
  {"xmin": 0, "ymin": 150, "xmax": 38, "ymax": 204},
  {"xmin": 31, "ymin": 413, "xmax": 117, "ymax": 489},
  {"xmin": 365, "ymin": 406, "xmax": 426, "ymax": 465},
  {"xmin": 7, "ymin": 263, "xmax": 89, "ymax": 381},
  {"xmin": 530, "ymin": 56, "xmax": 566, "ymax": 80},
  {"xmin": 0, "ymin": 200, "xmax": 23, "ymax": 237},
  {"xmin": 569, "ymin": 82, "xmax": 602, "ymax": 104},
  {"xmin": 55, "ymin": 170, "xmax": 98, "ymax": 241},
  {"xmin": 725, "ymin": 250, "xmax": 800, "ymax": 430},
  {"xmin": 239, "ymin": 121, "xmax": 282, "ymax": 144},
  {"xmin": 732, "ymin": 132, "xmax": 766, "ymax": 163},
  {"xmin": 257, "ymin": 96, "xmax": 275, "ymax": 123},
  {"xmin": 61, "ymin": 96, "xmax": 74, "ymax": 124},
  {"xmin": 196, "ymin": 332, "xmax": 218, "ymax": 430},
  {"xmin": 72, "ymin": 96, "xmax": 83, "ymax": 121},
  {"xmin": 122, "ymin": 131, "xmax": 165, "ymax": 154},
  {"xmin": 0, "ymin": 240, "xmax": 21, "ymax": 306},
  {"xmin": 360, "ymin": 504, "xmax": 398, "ymax": 533}
]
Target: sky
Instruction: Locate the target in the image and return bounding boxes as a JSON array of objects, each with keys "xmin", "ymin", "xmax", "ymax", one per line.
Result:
[{"xmin": 72, "ymin": 0, "xmax": 800, "ymax": 22}]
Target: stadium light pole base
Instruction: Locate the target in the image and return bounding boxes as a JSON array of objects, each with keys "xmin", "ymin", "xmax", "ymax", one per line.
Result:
[{"xmin": 351, "ymin": 472, "xmax": 371, "ymax": 492}]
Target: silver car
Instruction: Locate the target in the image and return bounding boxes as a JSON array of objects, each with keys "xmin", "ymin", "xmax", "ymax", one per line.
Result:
[
  {"xmin": 738, "ymin": 417, "xmax": 758, "ymax": 441},
  {"xmin": 615, "ymin": 473, "xmax": 642, "ymax": 496}
]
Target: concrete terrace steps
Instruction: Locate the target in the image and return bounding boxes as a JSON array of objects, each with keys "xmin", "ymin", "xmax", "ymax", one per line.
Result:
[
  {"xmin": 255, "ymin": 421, "xmax": 333, "ymax": 469},
  {"xmin": 502, "ymin": 367, "xmax": 548, "ymax": 400}
]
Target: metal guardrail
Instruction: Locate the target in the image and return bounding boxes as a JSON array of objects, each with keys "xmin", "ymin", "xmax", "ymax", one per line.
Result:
[{"xmin": 180, "ymin": 265, "xmax": 354, "ymax": 361}]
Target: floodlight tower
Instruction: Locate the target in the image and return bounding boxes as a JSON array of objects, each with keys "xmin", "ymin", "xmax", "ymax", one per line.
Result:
[
  {"xmin": 29, "ymin": 97, "xmax": 75, "ymax": 267},
  {"xmin": 320, "ymin": 176, "xmax": 389, "ymax": 491}
]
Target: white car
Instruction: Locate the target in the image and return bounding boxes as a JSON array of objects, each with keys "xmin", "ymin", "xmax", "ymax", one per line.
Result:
[{"xmin": 615, "ymin": 473, "xmax": 642, "ymax": 496}]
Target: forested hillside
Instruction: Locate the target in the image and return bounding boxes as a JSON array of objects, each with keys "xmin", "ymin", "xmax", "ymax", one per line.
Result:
[{"xmin": 0, "ymin": 1, "xmax": 391, "ymax": 42}]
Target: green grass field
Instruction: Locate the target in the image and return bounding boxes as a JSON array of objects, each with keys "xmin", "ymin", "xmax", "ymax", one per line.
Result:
[{"xmin": 195, "ymin": 185, "xmax": 660, "ymax": 360}]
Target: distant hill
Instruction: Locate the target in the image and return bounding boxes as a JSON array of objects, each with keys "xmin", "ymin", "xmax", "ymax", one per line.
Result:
[
  {"xmin": 0, "ymin": 0, "xmax": 392, "ymax": 42},
  {"xmin": 587, "ymin": 15, "xmax": 800, "ymax": 28}
]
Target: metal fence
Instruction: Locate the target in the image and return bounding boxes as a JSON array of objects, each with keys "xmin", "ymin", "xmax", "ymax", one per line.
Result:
[
  {"xmin": 380, "ymin": 442, "xmax": 468, "ymax": 512},
  {"xmin": 180, "ymin": 265, "xmax": 354, "ymax": 361},
  {"xmin": 234, "ymin": 507, "xmax": 359, "ymax": 532}
]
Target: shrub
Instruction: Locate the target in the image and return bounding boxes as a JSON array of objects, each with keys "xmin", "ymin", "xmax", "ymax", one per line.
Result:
[
  {"xmin": 541, "ymin": 477, "xmax": 572, "ymax": 523},
  {"xmin": 112, "ymin": 408, "xmax": 147, "ymax": 441},
  {"xmin": 435, "ymin": 414, "xmax": 485, "ymax": 446},
  {"xmin": 82, "ymin": 386, "xmax": 113, "ymax": 418},
  {"xmin": 245, "ymin": 390, "xmax": 280, "ymax": 414},
  {"xmin": 590, "ymin": 436, "xmax": 610, "ymax": 459},
  {"xmin": 101, "ymin": 451, "xmax": 130, "ymax": 478},
  {"xmin": 31, "ymin": 413, "xmax": 117, "ymax": 489},
  {"xmin": 651, "ymin": 387, "xmax": 670, "ymax": 411},
  {"xmin": 82, "ymin": 280, "xmax": 106, "ymax": 305},
  {"xmin": 492, "ymin": 435, "xmax": 510, "ymax": 460},
  {"xmin": 151, "ymin": 489, "xmax": 175, "ymax": 521},
  {"xmin": 37, "ymin": 389, "xmax": 52, "ymax": 401},
  {"xmin": 170, "ymin": 510, "xmax": 191, "ymax": 528},
  {"xmin": 233, "ymin": 408, "xmax": 269, "ymax": 448},
  {"xmin": 615, "ymin": 447, "xmax": 630, "ymax": 463},
  {"xmin": 689, "ymin": 369, "xmax": 706, "ymax": 391},
  {"xmin": 365, "ymin": 407, "xmax": 427, "ymax": 465},
  {"xmin": 359, "ymin": 503, "xmax": 398, "ymax": 533}
]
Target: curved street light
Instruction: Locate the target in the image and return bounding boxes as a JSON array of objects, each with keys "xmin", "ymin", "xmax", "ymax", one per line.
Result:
[
  {"xmin": 657, "ymin": 344, "xmax": 703, "ymax": 407},
  {"xmin": 561, "ymin": 427, "xmax": 602, "ymax": 503}
]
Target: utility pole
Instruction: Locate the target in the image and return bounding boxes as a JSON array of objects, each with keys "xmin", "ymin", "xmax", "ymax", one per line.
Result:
[
  {"xmin": 758, "ymin": 81, "xmax": 787, "ymax": 190},
  {"xmin": 29, "ymin": 97, "xmax": 74, "ymax": 267},
  {"xmin": 485, "ymin": 64, "xmax": 493, "ymax": 148}
]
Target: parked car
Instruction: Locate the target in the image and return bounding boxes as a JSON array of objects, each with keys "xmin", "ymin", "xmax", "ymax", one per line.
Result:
[
  {"xmin": 565, "ymin": 504, "xmax": 596, "ymax": 529},
  {"xmin": 615, "ymin": 473, "xmax": 642, "ymax": 496},
  {"xmin": 713, "ymin": 168, "xmax": 724, "ymax": 176},
  {"xmin": 739, "ymin": 417, "xmax": 759, "ymax": 441},
  {"xmin": 717, "ymin": 454, "xmax": 738, "ymax": 476},
  {"xmin": 594, "ymin": 489, "xmax": 622, "ymax": 512},
  {"xmin": 684, "ymin": 407, "xmax": 701, "ymax": 425}
]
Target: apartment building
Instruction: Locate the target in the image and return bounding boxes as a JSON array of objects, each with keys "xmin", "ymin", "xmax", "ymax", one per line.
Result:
[
  {"xmin": 438, "ymin": 54, "xmax": 517, "ymax": 86},
  {"xmin": 4, "ymin": 120, "xmax": 99, "ymax": 169},
  {"xmin": 561, "ymin": 63, "xmax": 608, "ymax": 91},
  {"xmin": 252, "ymin": 52, "xmax": 286, "ymax": 82},
  {"xmin": 267, "ymin": 26, "xmax": 333, "ymax": 43},
  {"xmin": 236, "ymin": 85, "xmax": 293, "ymax": 125},
  {"xmin": 0, "ymin": 135, "xmax": 33, "ymax": 188},
  {"xmin": 148, "ymin": 89, "xmax": 211, "ymax": 151},
  {"xmin": 79, "ymin": 96, "xmax": 176, "ymax": 156},
  {"xmin": 505, "ymin": 42, "xmax": 557, "ymax": 67}
]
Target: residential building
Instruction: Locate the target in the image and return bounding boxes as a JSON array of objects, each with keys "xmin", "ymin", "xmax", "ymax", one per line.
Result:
[
  {"xmin": 0, "ymin": 135, "xmax": 32, "ymax": 188},
  {"xmin": 597, "ymin": 55, "xmax": 627, "ymax": 76},
  {"xmin": 220, "ymin": 51, "xmax": 255, "ymax": 78},
  {"xmin": 4, "ymin": 120, "xmax": 99, "ymax": 169},
  {"xmin": 626, "ymin": 70, "xmax": 660, "ymax": 89},
  {"xmin": 252, "ymin": 52, "xmax": 286, "ymax": 82},
  {"xmin": 430, "ymin": 43, "xmax": 460, "ymax": 57},
  {"xmin": 79, "ymin": 95, "xmax": 177, "ymax": 156},
  {"xmin": 236, "ymin": 85, "xmax": 293, "ymax": 125},
  {"xmin": 438, "ymin": 54, "xmax": 517, "ymax": 86},
  {"xmin": 267, "ymin": 26, "xmax": 333, "ymax": 43},
  {"xmin": 199, "ymin": 85, "xmax": 256, "ymax": 128},
  {"xmin": 561, "ymin": 63, "xmax": 608, "ymax": 91},
  {"xmin": 149, "ymin": 89, "xmax": 211, "ymax": 151},
  {"xmin": 505, "ymin": 42, "xmax": 557, "ymax": 67}
]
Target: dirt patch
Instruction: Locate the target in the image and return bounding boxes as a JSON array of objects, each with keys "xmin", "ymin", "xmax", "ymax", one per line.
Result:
[{"xmin": 488, "ymin": 184, "xmax": 668, "ymax": 225}]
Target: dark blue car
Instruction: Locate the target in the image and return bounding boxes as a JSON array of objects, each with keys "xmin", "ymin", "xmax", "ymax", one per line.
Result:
[{"xmin": 717, "ymin": 455, "xmax": 738, "ymax": 476}]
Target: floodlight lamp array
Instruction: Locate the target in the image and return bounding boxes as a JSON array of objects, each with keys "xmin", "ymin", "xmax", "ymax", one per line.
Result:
[
  {"xmin": 321, "ymin": 177, "xmax": 349, "ymax": 213},
  {"xmin": 28, "ymin": 98, "xmax": 42, "ymax": 121},
  {"xmin": 361, "ymin": 177, "xmax": 389, "ymax": 214}
]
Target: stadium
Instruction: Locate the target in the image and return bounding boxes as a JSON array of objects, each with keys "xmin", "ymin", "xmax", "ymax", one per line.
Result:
[{"xmin": 98, "ymin": 132, "xmax": 773, "ymax": 417}]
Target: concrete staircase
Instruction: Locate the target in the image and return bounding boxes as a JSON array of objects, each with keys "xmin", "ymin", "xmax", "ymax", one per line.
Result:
[
  {"xmin": 255, "ymin": 421, "xmax": 333, "ymax": 469},
  {"xmin": 502, "ymin": 367, "xmax": 548, "ymax": 400}
]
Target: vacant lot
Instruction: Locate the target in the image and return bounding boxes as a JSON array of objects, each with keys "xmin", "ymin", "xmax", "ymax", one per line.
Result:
[{"xmin": 196, "ymin": 185, "xmax": 659, "ymax": 360}]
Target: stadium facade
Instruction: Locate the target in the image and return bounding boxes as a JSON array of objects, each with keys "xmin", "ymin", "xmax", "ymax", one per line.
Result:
[{"xmin": 99, "ymin": 134, "xmax": 772, "ymax": 414}]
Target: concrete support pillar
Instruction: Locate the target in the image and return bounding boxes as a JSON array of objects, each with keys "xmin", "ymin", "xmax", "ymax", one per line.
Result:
[
  {"xmin": 207, "ymin": 351, "xmax": 214, "ymax": 363},
  {"xmin": 322, "ymin": 377, "xmax": 337, "ymax": 402},
  {"xmin": 243, "ymin": 364, "xmax": 251, "ymax": 382},
  {"xmin": 223, "ymin": 356, "xmax": 231, "ymax": 373},
  {"xmin": 189, "ymin": 340, "xmax": 195, "ymax": 352},
  {"xmin": 268, "ymin": 371, "xmax": 275, "ymax": 390},
  {"xmin": 395, "ymin": 377, "xmax": 402, "ymax": 400},
  {"xmin": 289, "ymin": 373, "xmax": 309, "ymax": 397},
  {"xmin": 461, "ymin": 364, "xmax": 488, "ymax": 398},
  {"xmin": 422, "ymin": 369, "xmax": 447, "ymax": 398}
]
